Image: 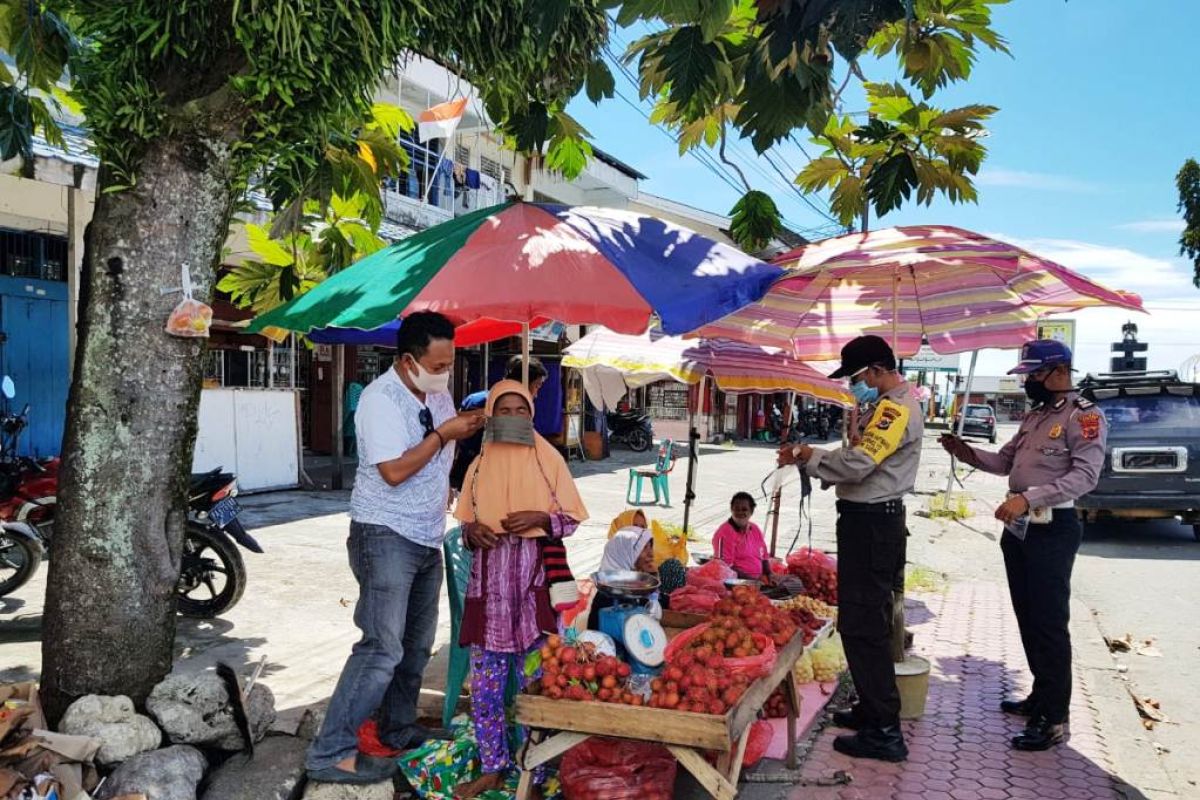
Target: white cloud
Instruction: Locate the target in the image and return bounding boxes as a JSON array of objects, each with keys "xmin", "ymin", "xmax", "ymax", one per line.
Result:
[
  {"xmin": 1115, "ymin": 219, "xmax": 1186, "ymax": 234},
  {"xmin": 989, "ymin": 233, "xmax": 1192, "ymax": 298},
  {"xmin": 975, "ymin": 168, "xmax": 1095, "ymax": 192}
]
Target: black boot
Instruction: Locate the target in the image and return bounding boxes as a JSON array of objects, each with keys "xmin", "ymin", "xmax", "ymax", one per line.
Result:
[
  {"xmin": 833, "ymin": 725, "xmax": 908, "ymax": 762},
  {"xmin": 1011, "ymin": 716, "xmax": 1065, "ymax": 751},
  {"xmin": 1000, "ymin": 696, "xmax": 1036, "ymax": 717},
  {"xmin": 830, "ymin": 704, "xmax": 864, "ymax": 730}
]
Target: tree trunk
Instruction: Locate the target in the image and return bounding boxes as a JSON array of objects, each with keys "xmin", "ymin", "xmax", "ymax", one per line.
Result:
[{"xmin": 40, "ymin": 131, "xmax": 237, "ymax": 723}]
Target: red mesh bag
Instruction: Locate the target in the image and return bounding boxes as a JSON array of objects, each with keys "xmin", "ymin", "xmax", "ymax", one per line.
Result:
[{"xmin": 560, "ymin": 738, "xmax": 677, "ymax": 800}]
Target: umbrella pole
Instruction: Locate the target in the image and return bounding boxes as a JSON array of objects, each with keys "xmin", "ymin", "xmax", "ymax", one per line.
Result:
[
  {"xmin": 891, "ymin": 271, "xmax": 900, "ymax": 351},
  {"xmin": 682, "ymin": 376, "xmax": 702, "ymax": 535},
  {"xmin": 330, "ymin": 344, "xmax": 345, "ymax": 491},
  {"xmin": 521, "ymin": 322, "xmax": 531, "ymax": 387},
  {"xmin": 943, "ymin": 349, "xmax": 980, "ymax": 504},
  {"xmin": 768, "ymin": 390, "xmax": 795, "ymax": 557}
]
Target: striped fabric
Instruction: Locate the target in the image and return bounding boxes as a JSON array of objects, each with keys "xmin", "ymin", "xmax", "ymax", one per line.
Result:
[
  {"xmin": 562, "ymin": 328, "xmax": 853, "ymax": 407},
  {"xmin": 694, "ymin": 225, "xmax": 1145, "ymax": 360}
]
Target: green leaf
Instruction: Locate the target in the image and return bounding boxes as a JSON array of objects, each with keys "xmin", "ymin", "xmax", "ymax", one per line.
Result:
[
  {"xmin": 729, "ymin": 189, "xmax": 781, "ymax": 251},
  {"xmin": 866, "ymin": 152, "xmax": 919, "ymax": 218},
  {"xmin": 245, "ymin": 224, "xmax": 295, "ymax": 266},
  {"xmin": 584, "ymin": 59, "xmax": 615, "ymax": 104},
  {"xmin": 524, "ymin": 650, "xmax": 542, "ymax": 678},
  {"xmin": 658, "ymin": 26, "xmax": 724, "ymax": 110},
  {"xmin": 367, "ymin": 103, "xmax": 415, "ymax": 138},
  {"xmin": 795, "ymin": 156, "xmax": 849, "ymax": 192},
  {"xmin": 829, "ymin": 174, "xmax": 865, "ymax": 227},
  {"xmin": 698, "ymin": 0, "xmax": 735, "ymax": 41}
]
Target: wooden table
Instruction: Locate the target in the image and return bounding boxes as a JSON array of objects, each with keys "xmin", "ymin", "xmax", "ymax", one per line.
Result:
[{"xmin": 513, "ymin": 624, "xmax": 831, "ymax": 800}]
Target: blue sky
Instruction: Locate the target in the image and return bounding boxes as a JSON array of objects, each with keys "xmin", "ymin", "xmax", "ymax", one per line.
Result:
[{"xmin": 568, "ymin": 0, "xmax": 1200, "ymax": 378}]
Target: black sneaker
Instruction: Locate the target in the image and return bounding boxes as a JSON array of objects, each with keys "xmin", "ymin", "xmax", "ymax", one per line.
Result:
[
  {"xmin": 1000, "ymin": 696, "xmax": 1036, "ymax": 717},
  {"xmin": 832, "ymin": 725, "xmax": 908, "ymax": 762},
  {"xmin": 830, "ymin": 705, "xmax": 864, "ymax": 730},
  {"xmin": 1011, "ymin": 717, "xmax": 1065, "ymax": 751}
]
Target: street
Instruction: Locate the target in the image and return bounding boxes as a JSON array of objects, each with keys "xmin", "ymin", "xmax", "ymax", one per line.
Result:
[{"xmin": 1, "ymin": 425, "xmax": 1196, "ymax": 798}]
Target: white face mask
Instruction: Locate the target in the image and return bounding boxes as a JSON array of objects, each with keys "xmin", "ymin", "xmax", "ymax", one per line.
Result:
[{"xmin": 406, "ymin": 356, "xmax": 451, "ymax": 394}]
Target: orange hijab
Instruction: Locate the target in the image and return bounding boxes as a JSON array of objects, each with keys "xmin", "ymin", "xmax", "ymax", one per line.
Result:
[{"xmin": 454, "ymin": 380, "xmax": 588, "ymax": 532}]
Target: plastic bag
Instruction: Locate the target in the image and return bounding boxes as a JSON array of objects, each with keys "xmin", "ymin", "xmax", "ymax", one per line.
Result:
[
  {"xmin": 560, "ymin": 738, "xmax": 676, "ymax": 800},
  {"xmin": 651, "ymin": 520, "xmax": 691, "ymax": 567},
  {"xmin": 164, "ymin": 264, "xmax": 212, "ymax": 338},
  {"xmin": 786, "ymin": 547, "xmax": 837, "ymax": 605},
  {"xmin": 663, "ymin": 623, "xmax": 778, "ymax": 681},
  {"xmin": 667, "ymin": 584, "xmax": 722, "ymax": 616},
  {"xmin": 686, "ymin": 559, "xmax": 735, "ymax": 593},
  {"xmin": 742, "ymin": 720, "xmax": 774, "ymax": 767}
]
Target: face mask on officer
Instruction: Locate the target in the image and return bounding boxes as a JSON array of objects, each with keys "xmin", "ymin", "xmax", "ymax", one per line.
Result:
[
  {"xmin": 1023, "ymin": 365, "xmax": 1064, "ymax": 405},
  {"xmin": 849, "ymin": 366, "xmax": 881, "ymax": 405}
]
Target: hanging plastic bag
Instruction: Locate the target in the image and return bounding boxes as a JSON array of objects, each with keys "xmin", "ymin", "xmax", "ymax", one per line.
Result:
[
  {"xmin": 651, "ymin": 520, "xmax": 691, "ymax": 567},
  {"xmin": 165, "ymin": 263, "xmax": 213, "ymax": 338},
  {"xmin": 742, "ymin": 720, "xmax": 774, "ymax": 767},
  {"xmin": 560, "ymin": 738, "xmax": 676, "ymax": 800},
  {"xmin": 686, "ymin": 558, "xmax": 735, "ymax": 593}
]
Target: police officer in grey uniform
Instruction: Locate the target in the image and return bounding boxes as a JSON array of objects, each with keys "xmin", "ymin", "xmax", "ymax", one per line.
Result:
[
  {"xmin": 941, "ymin": 339, "xmax": 1107, "ymax": 751},
  {"xmin": 778, "ymin": 335, "xmax": 924, "ymax": 762}
]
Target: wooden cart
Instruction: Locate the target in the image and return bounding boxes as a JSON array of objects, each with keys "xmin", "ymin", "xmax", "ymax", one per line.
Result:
[{"xmin": 513, "ymin": 625, "xmax": 829, "ymax": 800}]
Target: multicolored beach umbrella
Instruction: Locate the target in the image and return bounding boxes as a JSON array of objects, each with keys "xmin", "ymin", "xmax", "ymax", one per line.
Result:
[
  {"xmin": 247, "ymin": 202, "xmax": 783, "ymax": 338},
  {"xmin": 693, "ymin": 225, "xmax": 1144, "ymax": 359},
  {"xmin": 563, "ymin": 327, "xmax": 853, "ymax": 408}
]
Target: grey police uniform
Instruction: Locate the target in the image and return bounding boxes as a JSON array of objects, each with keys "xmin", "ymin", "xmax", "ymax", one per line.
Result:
[
  {"xmin": 966, "ymin": 392, "xmax": 1108, "ymax": 724},
  {"xmin": 804, "ymin": 380, "xmax": 924, "ymax": 730}
]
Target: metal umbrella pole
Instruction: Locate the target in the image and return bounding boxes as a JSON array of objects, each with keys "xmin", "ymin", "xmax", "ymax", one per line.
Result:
[
  {"xmin": 521, "ymin": 322, "xmax": 531, "ymax": 386},
  {"xmin": 943, "ymin": 349, "xmax": 980, "ymax": 506},
  {"xmin": 681, "ymin": 375, "xmax": 704, "ymax": 534},
  {"xmin": 767, "ymin": 390, "xmax": 796, "ymax": 557}
]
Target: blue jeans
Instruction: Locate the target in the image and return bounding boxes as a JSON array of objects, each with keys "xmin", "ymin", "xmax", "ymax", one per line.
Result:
[{"xmin": 306, "ymin": 522, "xmax": 444, "ymax": 771}]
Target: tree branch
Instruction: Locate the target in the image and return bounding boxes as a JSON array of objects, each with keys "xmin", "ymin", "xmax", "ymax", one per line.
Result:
[{"xmin": 719, "ymin": 126, "xmax": 753, "ymax": 193}]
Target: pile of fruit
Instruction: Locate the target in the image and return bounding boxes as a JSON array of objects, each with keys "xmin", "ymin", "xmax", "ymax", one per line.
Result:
[
  {"xmin": 810, "ymin": 635, "xmax": 848, "ymax": 683},
  {"xmin": 647, "ymin": 651, "xmax": 752, "ymax": 714},
  {"xmin": 529, "ymin": 635, "xmax": 642, "ymax": 705},
  {"xmin": 785, "ymin": 548, "xmax": 838, "ymax": 606},
  {"xmin": 709, "ymin": 584, "xmax": 801, "ymax": 649},
  {"xmin": 777, "ymin": 594, "xmax": 835, "ymax": 620},
  {"xmin": 764, "ymin": 686, "xmax": 791, "ymax": 718}
]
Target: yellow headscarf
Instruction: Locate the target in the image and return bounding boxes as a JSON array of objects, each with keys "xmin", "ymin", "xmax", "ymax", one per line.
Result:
[{"xmin": 607, "ymin": 509, "xmax": 648, "ymax": 539}]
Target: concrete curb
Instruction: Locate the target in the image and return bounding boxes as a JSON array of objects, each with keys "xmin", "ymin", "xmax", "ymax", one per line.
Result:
[{"xmin": 1071, "ymin": 598, "xmax": 1180, "ymax": 799}]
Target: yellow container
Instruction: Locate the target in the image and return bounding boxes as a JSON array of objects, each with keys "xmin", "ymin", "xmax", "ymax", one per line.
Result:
[{"xmin": 895, "ymin": 654, "xmax": 931, "ymax": 719}]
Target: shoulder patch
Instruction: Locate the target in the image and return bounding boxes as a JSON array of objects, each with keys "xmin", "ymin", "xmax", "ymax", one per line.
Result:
[
  {"xmin": 1078, "ymin": 410, "xmax": 1103, "ymax": 440},
  {"xmin": 1074, "ymin": 397, "xmax": 1095, "ymax": 409},
  {"xmin": 856, "ymin": 399, "xmax": 910, "ymax": 465}
]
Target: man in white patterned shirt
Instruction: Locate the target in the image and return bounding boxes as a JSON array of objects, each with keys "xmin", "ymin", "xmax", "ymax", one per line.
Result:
[{"xmin": 307, "ymin": 312, "xmax": 485, "ymax": 785}]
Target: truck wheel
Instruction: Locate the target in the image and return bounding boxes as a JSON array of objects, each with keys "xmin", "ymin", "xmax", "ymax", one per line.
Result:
[{"xmin": 1193, "ymin": 524, "xmax": 1200, "ymax": 543}]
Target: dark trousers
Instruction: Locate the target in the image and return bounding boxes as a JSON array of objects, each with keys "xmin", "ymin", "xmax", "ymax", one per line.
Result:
[
  {"xmin": 306, "ymin": 522, "xmax": 444, "ymax": 770},
  {"xmin": 836, "ymin": 504, "xmax": 907, "ymax": 729},
  {"xmin": 1001, "ymin": 509, "xmax": 1082, "ymax": 724}
]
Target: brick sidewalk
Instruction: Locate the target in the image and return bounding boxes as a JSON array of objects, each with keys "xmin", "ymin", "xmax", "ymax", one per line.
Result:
[{"xmin": 790, "ymin": 581, "xmax": 1122, "ymax": 800}]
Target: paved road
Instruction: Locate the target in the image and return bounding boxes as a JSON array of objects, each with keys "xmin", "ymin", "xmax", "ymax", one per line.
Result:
[{"xmin": 1, "ymin": 424, "xmax": 1195, "ymax": 796}]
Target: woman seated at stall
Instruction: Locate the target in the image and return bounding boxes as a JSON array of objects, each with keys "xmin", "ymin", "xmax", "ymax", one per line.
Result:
[
  {"xmin": 453, "ymin": 381, "xmax": 588, "ymax": 800},
  {"xmin": 587, "ymin": 525, "xmax": 661, "ymax": 630},
  {"xmin": 607, "ymin": 508, "xmax": 648, "ymax": 539},
  {"xmin": 712, "ymin": 491, "xmax": 770, "ymax": 580}
]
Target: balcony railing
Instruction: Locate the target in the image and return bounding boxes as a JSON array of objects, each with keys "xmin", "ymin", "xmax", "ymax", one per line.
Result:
[{"xmin": 382, "ymin": 139, "xmax": 506, "ymax": 230}]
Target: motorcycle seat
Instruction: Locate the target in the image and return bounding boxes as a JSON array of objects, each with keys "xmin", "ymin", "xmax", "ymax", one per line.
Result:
[{"xmin": 189, "ymin": 467, "xmax": 225, "ymax": 489}]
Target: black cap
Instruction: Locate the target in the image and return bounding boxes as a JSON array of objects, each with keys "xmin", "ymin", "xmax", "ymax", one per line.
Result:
[{"xmin": 829, "ymin": 335, "xmax": 897, "ymax": 379}]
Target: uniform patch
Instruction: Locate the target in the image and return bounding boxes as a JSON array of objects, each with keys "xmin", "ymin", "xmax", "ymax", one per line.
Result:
[
  {"xmin": 1079, "ymin": 411, "xmax": 1102, "ymax": 440},
  {"xmin": 857, "ymin": 399, "xmax": 909, "ymax": 465},
  {"xmin": 1049, "ymin": 424, "xmax": 1063, "ymax": 440}
]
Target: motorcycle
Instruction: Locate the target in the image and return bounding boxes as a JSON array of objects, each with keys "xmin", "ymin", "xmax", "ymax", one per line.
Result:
[
  {"xmin": 0, "ymin": 376, "xmax": 261, "ymax": 617},
  {"xmin": 606, "ymin": 407, "xmax": 654, "ymax": 452}
]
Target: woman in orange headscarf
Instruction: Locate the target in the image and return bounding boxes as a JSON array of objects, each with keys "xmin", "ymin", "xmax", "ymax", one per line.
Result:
[{"xmin": 453, "ymin": 381, "xmax": 587, "ymax": 799}]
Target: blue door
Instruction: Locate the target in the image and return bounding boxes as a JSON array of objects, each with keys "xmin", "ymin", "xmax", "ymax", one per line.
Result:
[{"xmin": 0, "ymin": 276, "xmax": 70, "ymax": 457}]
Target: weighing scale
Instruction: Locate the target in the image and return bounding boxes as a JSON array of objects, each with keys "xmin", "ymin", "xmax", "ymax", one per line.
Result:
[{"xmin": 594, "ymin": 570, "xmax": 667, "ymax": 675}]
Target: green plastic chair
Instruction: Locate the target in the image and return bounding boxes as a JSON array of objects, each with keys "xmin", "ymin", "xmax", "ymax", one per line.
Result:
[
  {"xmin": 625, "ymin": 439, "xmax": 677, "ymax": 506},
  {"xmin": 442, "ymin": 528, "xmax": 522, "ymax": 728}
]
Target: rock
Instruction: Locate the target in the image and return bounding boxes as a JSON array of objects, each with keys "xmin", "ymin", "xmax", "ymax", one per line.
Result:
[
  {"xmin": 301, "ymin": 779, "xmax": 394, "ymax": 800},
  {"xmin": 58, "ymin": 695, "xmax": 162, "ymax": 765},
  {"xmin": 96, "ymin": 745, "xmax": 207, "ymax": 800},
  {"xmin": 294, "ymin": 706, "xmax": 325, "ymax": 741},
  {"xmin": 148, "ymin": 673, "xmax": 276, "ymax": 750},
  {"xmin": 200, "ymin": 735, "xmax": 309, "ymax": 800}
]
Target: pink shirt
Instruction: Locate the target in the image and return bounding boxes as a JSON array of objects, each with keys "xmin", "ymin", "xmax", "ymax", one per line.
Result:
[{"xmin": 712, "ymin": 521, "xmax": 769, "ymax": 578}]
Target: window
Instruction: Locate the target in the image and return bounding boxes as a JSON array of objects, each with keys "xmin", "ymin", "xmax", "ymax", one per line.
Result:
[
  {"xmin": 0, "ymin": 229, "xmax": 68, "ymax": 282},
  {"xmin": 965, "ymin": 406, "xmax": 993, "ymax": 418},
  {"xmin": 1097, "ymin": 394, "xmax": 1200, "ymax": 427},
  {"xmin": 481, "ymin": 156, "xmax": 503, "ymax": 181},
  {"xmin": 455, "ymin": 144, "xmax": 471, "ymax": 166}
]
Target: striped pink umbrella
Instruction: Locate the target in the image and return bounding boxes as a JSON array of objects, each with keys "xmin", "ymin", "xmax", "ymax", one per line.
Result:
[{"xmin": 694, "ymin": 225, "xmax": 1144, "ymax": 359}]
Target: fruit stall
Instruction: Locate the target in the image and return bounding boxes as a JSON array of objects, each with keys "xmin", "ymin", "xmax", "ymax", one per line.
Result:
[{"xmin": 513, "ymin": 583, "xmax": 837, "ymax": 800}]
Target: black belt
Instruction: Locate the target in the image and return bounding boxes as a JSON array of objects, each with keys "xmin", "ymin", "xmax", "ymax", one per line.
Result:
[{"xmin": 837, "ymin": 499, "xmax": 905, "ymax": 516}]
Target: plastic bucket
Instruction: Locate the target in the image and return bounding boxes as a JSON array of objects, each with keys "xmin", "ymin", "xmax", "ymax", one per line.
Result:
[{"xmin": 895, "ymin": 654, "xmax": 931, "ymax": 719}]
